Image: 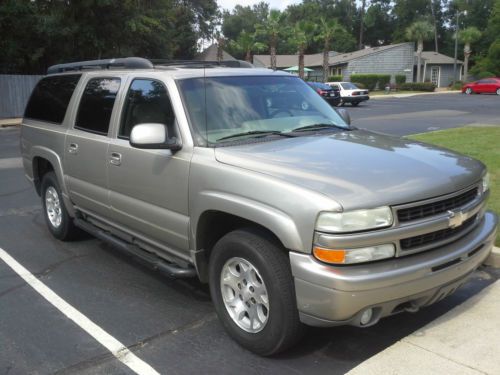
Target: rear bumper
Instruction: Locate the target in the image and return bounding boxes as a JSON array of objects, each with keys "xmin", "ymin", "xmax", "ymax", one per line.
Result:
[
  {"xmin": 290, "ymin": 211, "xmax": 498, "ymax": 327},
  {"xmin": 341, "ymin": 95, "xmax": 369, "ymax": 103},
  {"xmin": 324, "ymin": 96, "xmax": 341, "ymax": 105}
]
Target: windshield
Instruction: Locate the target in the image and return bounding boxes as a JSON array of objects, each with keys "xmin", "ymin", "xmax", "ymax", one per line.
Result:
[
  {"xmin": 178, "ymin": 75, "xmax": 349, "ymax": 145},
  {"xmin": 341, "ymin": 82, "xmax": 359, "ymax": 90}
]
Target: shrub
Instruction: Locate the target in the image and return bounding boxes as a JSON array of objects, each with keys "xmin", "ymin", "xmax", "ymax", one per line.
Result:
[
  {"xmin": 350, "ymin": 74, "xmax": 379, "ymax": 90},
  {"xmin": 449, "ymin": 80, "xmax": 464, "ymax": 90},
  {"xmin": 399, "ymin": 82, "xmax": 436, "ymax": 91},
  {"xmin": 395, "ymin": 74, "xmax": 406, "ymax": 85},
  {"xmin": 327, "ymin": 75, "xmax": 342, "ymax": 82},
  {"xmin": 477, "ymin": 71, "xmax": 496, "ymax": 79},
  {"xmin": 378, "ymin": 74, "xmax": 391, "ymax": 89}
]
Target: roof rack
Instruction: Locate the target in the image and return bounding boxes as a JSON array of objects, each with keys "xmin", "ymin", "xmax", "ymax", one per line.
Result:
[
  {"xmin": 47, "ymin": 57, "xmax": 254, "ymax": 74},
  {"xmin": 47, "ymin": 57, "xmax": 153, "ymax": 74}
]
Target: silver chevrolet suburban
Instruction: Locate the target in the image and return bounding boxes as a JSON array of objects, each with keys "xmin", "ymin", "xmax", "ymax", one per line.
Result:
[{"xmin": 21, "ymin": 57, "xmax": 498, "ymax": 355}]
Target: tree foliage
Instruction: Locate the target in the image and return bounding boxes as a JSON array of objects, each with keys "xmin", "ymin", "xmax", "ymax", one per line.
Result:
[{"xmin": 0, "ymin": 0, "xmax": 218, "ymax": 74}]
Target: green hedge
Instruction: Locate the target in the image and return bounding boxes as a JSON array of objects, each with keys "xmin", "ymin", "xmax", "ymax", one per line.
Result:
[
  {"xmin": 349, "ymin": 74, "xmax": 393, "ymax": 90},
  {"xmin": 399, "ymin": 82, "xmax": 436, "ymax": 91},
  {"xmin": 477, "ymin": 71, "xmax": 496, "ymax": 79},
  {"xmin": 395, "ymin": 74, "xmax": 406, "ymax": 85},
  {"xmin": 327, "ymin": 75, "xmax": 342, "ymax": 82},
  {"xmin": 350, "ymin": 74, "xmax": 379, "ymax": 90}
]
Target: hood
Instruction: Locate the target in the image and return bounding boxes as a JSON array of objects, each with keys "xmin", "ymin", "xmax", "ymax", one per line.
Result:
[{"xmin": 214, "ymin": 130, "xmax": 484, "ymax": 210}]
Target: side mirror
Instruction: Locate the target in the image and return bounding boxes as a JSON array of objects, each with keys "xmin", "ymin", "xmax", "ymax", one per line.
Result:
[
  {"xmin": 336, "ymin": 108, "xmax": 351, "ymax": 125},
  {"xmin": 130, "ymin": 123, "xmax": 181, "ymax": 151}
]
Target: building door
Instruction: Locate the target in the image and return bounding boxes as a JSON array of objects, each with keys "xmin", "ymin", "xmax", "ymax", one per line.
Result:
[{"xmin": 431, "ymin": 66, "xmax": 440, "ymax": 87}]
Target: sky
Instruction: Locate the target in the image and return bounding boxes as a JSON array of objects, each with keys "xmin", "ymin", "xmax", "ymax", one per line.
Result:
[{"xmin": 217, "ymin": 0, "xmax": 302, "ymax": 11}]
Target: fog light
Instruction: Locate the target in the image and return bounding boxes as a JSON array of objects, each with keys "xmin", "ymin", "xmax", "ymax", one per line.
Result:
[{"xmin": 360, "ymin": 308, "xmax": 373, "ymax": 326}]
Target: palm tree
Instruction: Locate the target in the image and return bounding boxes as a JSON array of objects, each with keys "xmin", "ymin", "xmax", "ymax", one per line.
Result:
[
  {"xmin": 288, "ymin": 21, "xmax": 316, "ymax": 79},
  {"xmin": 315, "ymin": 18, "xmax": 344, "ymax": 82},
  {"xmin": 255, "ymin": 10, "xmax": 283, "ymax": 70},
  {"xmin": 458, "ymin": 27, "xmax": 481, "ymax": 82},
  {"xmin": 406, "ymin": 20, "xmax": 435, "ymax": 83},
  {"xmin": 230, "ymin": 31, "xmax": 266, "ymax": 62}
]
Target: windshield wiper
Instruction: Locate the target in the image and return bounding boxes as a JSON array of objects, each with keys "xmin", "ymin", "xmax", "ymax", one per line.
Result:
[
  {"xmin": 217, "ymin": 130, "xmax": 294, "ymax": 141},
  {"xmin": 291, "ymin": 123, "xmax": 348, "ymax": 132}
]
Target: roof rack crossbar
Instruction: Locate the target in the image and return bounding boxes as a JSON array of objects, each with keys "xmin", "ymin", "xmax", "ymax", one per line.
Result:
[
  {"xmin": 47, "ymin": 57, "xmax": 253, "ymax": 74},
  {"xmin": 47, "ymin": 57, "xmax": 153, "ymax": 74}
]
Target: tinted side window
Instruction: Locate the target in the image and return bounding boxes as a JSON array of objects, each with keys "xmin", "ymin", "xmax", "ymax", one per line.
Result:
[
  {"xmin": 75, "ymin": 78, "xmax": 121, "ymax": 135},
  {"xmin": 120, "ymin": 79, "xmax": 175, "ymax": 138},
  {"xmin": 24, "ymin": 75, "xmax": 81, "ymax": 124}
]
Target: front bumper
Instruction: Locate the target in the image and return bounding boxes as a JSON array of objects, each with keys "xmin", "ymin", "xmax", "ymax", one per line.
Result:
[
  {"xmin": 290, "ymin": 211, "xmax": 498, "ymax": 327},
  {"xmin": 341, "ymin": 95, "xmax": 369, "ymax": 103}
]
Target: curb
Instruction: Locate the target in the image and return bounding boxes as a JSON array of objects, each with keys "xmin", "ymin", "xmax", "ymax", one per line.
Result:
[
  {"xmin": 371, "ymin": 90, "xmax": 461, "ymax": 99},
  {"xmin": 0, "ymin": 118, "xmax": 21, "ymax": 128},
  {"xmin": 484, "ymin": 246, "xmax": 500, "ymax": 268}
]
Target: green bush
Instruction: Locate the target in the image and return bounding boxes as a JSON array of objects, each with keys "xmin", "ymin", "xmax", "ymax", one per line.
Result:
[
  {"xmin": 399, "ymin": 82, "xmax": 436, "ymax": 91},
  {"xmin": 327, "ymin": 75, "xmax": 342, "ymax": 82},
  {"xmin": 350, "ymin": 74, "xmax": 379, "ymax": 90},
  {"xmin": 477, "ymin": 71, "xmax": 496, "ymax": 79},
  {"xmin": 378, "ymin": 74, "xmax": 391, "ymax": 89},
  {"xmin": 395, "ymin": 74, "xmax": 407, "ymax": 85},
  {"xmin": 449, "ymin": 80, "xmax": 464, "ymax": 90}
]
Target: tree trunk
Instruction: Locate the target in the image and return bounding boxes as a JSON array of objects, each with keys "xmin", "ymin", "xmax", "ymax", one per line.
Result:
[
  {"xmin": 245, "ymin": 49, "xmax": 252, "ymax": 62},
  {"xmin": 416, "ymin": 39, "xmax": 423, "ymax": 83},
  {"xmin": 323, "ymin": 39, "xmax": 329, "ymax": 82},
  {"xmin": 430, "ymin": 0, "xmax": 439, "ymax": 52},
  {"xmin": 463, "ymin": 42, "xmax": 471, "ymax": 82},
  {"xmin": 359, "ymin": 0, "xmax": 366, "ymax": 50},
  {"xmin": 217, "ymin": 38, "xmax": 224, "ymax": 62},
  {"xmin": 270, "ymin": 36, "xmax": 277, "ymax": 70},
  {"xmin": 299, "ymin": 47, "xmax": 305, "ymax": 79}
]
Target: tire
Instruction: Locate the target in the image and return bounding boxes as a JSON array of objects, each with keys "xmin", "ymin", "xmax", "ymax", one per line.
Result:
[
  {"xmin": 465, "ymin": 87, "xmax": 473, "ymax": 95},
  {"xmin": 209, "ymin": 228, "xmax": 304, "ymax": 356},
  {"xmin": 496, "ymin": 88, "xmax": 500, "ymax": 95},
  {"xmin": 351, "ymin": 101, "xmax": 360, "ymax": 107},
  {"xmin": 41, "ymin": 171, "xmax": 80, "ymax": 241}
]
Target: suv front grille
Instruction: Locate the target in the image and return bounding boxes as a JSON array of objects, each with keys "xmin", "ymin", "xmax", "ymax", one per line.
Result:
[
  {"xmin": 400, "ymin": 215, "xmax": 477, "ymax": 250},
  {"xmin": 397, "ymin": 187, "xmax": 478, "ymax": 223}
]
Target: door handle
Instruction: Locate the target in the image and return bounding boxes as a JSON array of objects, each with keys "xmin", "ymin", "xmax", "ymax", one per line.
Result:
[
  {"xmin": 110, "ymin": 152, "xmax": 122, "ymax": 166},
  {"xmin": 68, "ymin": 143, "xmax": 79, "ymax": 154}
]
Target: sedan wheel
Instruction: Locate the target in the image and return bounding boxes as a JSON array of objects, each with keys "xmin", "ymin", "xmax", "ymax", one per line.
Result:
[
  {"xmin": 465, "ymin": 87, "xmax": 473, "ymax": 95},
  {"xmin": 496, "ymin": 88, "xmax": 500, "ymax": 95}
]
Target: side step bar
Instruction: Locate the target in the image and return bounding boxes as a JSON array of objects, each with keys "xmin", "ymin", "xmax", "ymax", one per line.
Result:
[{"xmin": 74, "ymin": 218, "xmax": 197, "ymax": 279}]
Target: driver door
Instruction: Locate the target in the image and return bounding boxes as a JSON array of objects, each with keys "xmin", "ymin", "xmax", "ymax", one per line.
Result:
[{"xmin": 107, "ymin": 78, "xmax": 191, "ymax": 255}]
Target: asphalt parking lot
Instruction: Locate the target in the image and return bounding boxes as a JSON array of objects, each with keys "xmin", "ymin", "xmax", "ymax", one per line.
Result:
[{"xmin": 1, "ymin": 93, "xmax": 499, "ymax": 375}]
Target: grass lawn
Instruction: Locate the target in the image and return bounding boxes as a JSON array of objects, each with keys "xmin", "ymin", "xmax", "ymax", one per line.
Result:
[{"xmin": 409, "ymin": 126, "xmax": 500, "ymax": 246}]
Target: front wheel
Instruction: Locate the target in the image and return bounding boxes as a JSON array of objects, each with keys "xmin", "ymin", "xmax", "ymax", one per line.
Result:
[
  {"xmin": 41, "ymin": 172, "xmax": 80, "ymax": 241},
  {"xmin": 209, "ymin": 228, "xmax": 304, "ymax": 356},
  {"xmin": 465, "ymin": 87, "xmax": 473, "ymax": 95}
]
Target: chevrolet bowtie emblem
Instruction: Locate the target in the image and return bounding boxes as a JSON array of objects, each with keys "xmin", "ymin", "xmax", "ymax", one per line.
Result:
[{"xmin": 448, "ymin": 210, "xmax": 466, "ymax": 228}]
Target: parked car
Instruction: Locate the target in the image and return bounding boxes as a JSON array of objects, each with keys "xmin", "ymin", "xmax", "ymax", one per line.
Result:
[
  {"xmin": 21, "ymin": 57, "xmax": 498, "ymax": 356},
  {"xmin": 462, "ymin": 77, "xmax": 500, "ymax": 95},
  {"xmin": 326, "ymin": 81, "xmax": 370, "ymax": 106},
  {"xmin": 307, "ymin": 81, "xmax": 341, "ymax": 106}
]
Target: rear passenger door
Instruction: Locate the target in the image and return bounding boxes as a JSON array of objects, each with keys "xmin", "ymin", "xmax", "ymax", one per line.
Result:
[
  {"xmin": 107, "ymin": 78, "xmax": 191, "ymax": 256},
  {"xmin": 64, "ymin": 76, "xmax": 121, "ymax": 218}
]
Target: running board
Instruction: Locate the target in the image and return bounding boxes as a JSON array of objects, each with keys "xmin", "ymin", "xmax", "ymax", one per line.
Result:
[{"xmin": 74, "ymin": 218, "xmax": 197, "ymax": 278}]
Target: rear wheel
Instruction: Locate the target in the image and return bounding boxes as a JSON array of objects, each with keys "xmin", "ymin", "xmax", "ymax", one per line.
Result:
[
  {"xmin": 41, "ymin": 172, "xmax": 80, "ymax": 241},
  {"xmin": 496, "ymin": 88, "xmax": 500, "ymax": 95},
  {"xmin": 209, "ymin": 228, "xmax": 304, "ymax": 356},
  {"xmin": 351, "ymin": 101, "xmax": 360, "ymax": 107},
  {"xmin": 465, "ymin": 87, "xmax": 473, "ymax": 95}
]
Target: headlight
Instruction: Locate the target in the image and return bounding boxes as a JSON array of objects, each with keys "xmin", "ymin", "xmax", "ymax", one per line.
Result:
[
  {"xmin": 316, "ymin": 206, "xmax": 393, "ymax": 233},
  {"xmin": 482, "ymin": 172, "xmax": 490, "ymax": 193},
  {"xmin": 313, "ymin": 244, "xmax": 395, "ymax": 264}
]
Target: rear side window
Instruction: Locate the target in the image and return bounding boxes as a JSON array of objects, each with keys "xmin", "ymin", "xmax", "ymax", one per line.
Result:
[
  {"xmin": 75, "ymin": 77, "xmax": 121, "ymax": 135},
  {"xmin": 24, "ymin": 74, "xmax": 81, "ymax": 124}
]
